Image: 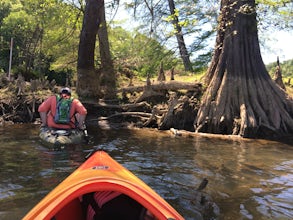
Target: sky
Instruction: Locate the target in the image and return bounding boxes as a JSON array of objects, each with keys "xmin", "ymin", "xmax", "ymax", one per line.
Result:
[{"xmin": 260, "ymin": 30, "xmax": 293, "ymax": 64}]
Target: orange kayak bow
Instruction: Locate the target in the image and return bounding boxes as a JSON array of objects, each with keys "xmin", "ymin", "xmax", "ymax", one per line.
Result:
[{"xmin": 23, "ymin": 151, "xmax": 184, "ymax": 220}]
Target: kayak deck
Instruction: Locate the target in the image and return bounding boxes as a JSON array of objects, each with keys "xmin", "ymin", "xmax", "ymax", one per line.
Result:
[{"xmin": 23, "ymin": 151, "xmax": 184, "ymax": 220}]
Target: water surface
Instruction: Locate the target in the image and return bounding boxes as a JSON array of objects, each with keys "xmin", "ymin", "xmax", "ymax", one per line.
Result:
[{"xmin": 0, "ymin": 124, "xmax": 292, "ymax": 220}]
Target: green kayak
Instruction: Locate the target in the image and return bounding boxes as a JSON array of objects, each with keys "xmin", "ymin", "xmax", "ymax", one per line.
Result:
[{"xmin": 39, "ymin": 127, "xmax": 85, "ymax": 146}]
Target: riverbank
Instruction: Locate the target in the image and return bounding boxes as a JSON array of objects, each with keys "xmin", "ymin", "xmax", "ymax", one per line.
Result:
[
  {"xmin": 1, "ymin": 73, "xmax": 292, "ymax": 144},
  {"xmin": 0, "ymin": 73, "xmax": 203, "ymax": 131}
]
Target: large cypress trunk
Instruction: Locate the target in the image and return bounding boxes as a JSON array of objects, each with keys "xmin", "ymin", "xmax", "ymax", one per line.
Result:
[
  {"xmin": 97, "ymin": 0, "xmax": 116, "ymax": 100},
  {"xmin": 77, "ymin": 0, "xmax": 102, "ymax": 100},
  {"xmin": 194, "ymin": 0, "xmax": 293, "ymax": 139}
]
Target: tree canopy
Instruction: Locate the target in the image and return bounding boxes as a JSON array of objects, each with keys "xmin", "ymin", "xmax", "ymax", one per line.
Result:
[{"xmin": 0, "ymin": 0, "xmax": 292, "ymax": 81}]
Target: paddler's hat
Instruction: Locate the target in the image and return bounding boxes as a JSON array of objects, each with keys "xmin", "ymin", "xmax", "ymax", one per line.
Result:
[{"xmin": 60, "ymin": 87, "xmax": 71, "ymax": 96}]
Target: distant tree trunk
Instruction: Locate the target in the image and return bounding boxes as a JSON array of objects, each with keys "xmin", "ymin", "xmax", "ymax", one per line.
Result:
[
  {"xmin": 194, "ymin": 0, "xmax": 293, "ymax": 139},
  {"xmin": 168, "ymin": 0, "xmax": 193, "ymax": 72},
  {"xmin": 23, "ymin": 25, "xmax": 43, "ymax": 75},
  {"xmin": 98, "ymin": 0, "xmax": 116, "ymax": 100},
  {"xmin": 77, "ymin": 0, "xmax": 102, "ymax": 100}
]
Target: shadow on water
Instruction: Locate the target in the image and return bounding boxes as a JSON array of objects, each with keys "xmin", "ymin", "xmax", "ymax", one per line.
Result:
[{"xmin": 0, "ymin": 124, "xmax": 292, "ymax": 219}]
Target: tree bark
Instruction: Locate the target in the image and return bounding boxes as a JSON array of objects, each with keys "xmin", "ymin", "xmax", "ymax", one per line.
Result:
[
  {"xmin": 168, "ymin": 0, "xmax": 193, "ymax": 72},
  {"xmin": 273, "ymin": 57, "xmax": 286, "ymax": 90},
  {"xmin": 159, "ymin": 95, "xmax": 197, "ymax": 131},
  {"xmin": 97, "ymin": 0, "xmax": 116, "ymax": 100},
  {"xmin": 77, "ymin": 0, "xmax": 102, "ymax": 100},
  {"xmin": 194, "ymin": 0, "xmax": 293, "ymax": 139},
  {"xmin": 157, "ymin": 62, "xmax": 166, "ymax": 82}
]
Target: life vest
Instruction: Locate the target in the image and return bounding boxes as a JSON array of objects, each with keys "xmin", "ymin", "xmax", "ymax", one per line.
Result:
[{"xmin": 54, "ymin": 95, "xmax": 74, "ymax": 124}]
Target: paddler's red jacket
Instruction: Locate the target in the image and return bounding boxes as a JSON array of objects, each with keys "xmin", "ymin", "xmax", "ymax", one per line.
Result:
[{"xmin": 38, "ymin": 95, "xmax": 87, "ymax": 129}]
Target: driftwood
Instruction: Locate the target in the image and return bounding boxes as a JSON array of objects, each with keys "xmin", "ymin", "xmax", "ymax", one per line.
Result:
[
  {"xmin": 143, "ymin": 105, "xmax": 167, "ymax": 127},
  {"xmin": 117, "ymin": 81, "xmax": 202, "ymax": 94},
  {"xmin": 85, "ymin": 78, "xmax": 203, "ymax": 131},
  {"xmin": 168, "ymin": 128, "xmax": 255, "ymax": 141},
  {"xmin": 126, "ymin": 81, "xmax": 202, "ymax": 103},
  {"xmin": 0, "ymin": 76, "xmax": 58, "ymax": 125},
  {"xmin": 87, "ymin": 92, "xmax": 199, "ymax": 132},
  {"xmin": 87, "ymin": 101, "xmax": 166, "ymax": 128},
  {"xmin": 86, "ymin": 101, "xmax": 152, "ymax": 110},
  {"xmin": 98, "ymin": 112, "xmax": 152, "ymax": 121}
]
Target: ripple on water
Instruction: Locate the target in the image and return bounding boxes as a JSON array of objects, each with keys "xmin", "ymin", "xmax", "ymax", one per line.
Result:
[
  {"xmin": 0, "ymin": 183, "xmax": 22, "ymax": 199},
  {"xmin": 253, "ymin": 171, "xmax": 293, "ymax": 219}
]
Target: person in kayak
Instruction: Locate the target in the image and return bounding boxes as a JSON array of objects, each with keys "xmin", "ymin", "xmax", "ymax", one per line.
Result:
[{"xmin": 38, "ymin": 87, "xmax": 87, "ymax": 130}]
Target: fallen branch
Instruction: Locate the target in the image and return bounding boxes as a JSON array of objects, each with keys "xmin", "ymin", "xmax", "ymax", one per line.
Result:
[
  {"xmin": 98, "ymin": 112, "xmax": 153, "ymax": 121},
  {"xmin": 117, "ymin": 81, "xmax": 202, "ymax": 94},
  {"xmin": 86, "ymin": 101, "xmax": 152, "ymax": 111},
  {"xmin": 169, "ymin": 128, "xmax": 259, "ymax": 142},
  {"xmin": 143, "ymin": 105, "xmax": 166, "ymax": 127}
]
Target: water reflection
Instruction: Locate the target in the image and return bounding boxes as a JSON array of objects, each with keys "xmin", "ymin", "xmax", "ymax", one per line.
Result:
[{"xmin": 0, "ymin": 125, "xmax": 292, "ymax": 220}]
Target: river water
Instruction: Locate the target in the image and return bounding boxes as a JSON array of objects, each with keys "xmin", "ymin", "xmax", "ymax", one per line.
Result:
[{"xmin": 0, "ymin": 124, "xmax": 292, "ymax": 220}]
